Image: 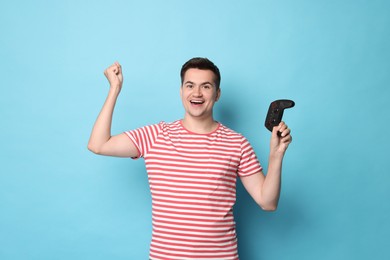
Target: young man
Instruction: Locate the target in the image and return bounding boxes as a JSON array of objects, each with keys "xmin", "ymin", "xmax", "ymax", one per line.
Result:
[{"xmin": 88, "ymin": 58, "xmax": 292, "ymax": 260}]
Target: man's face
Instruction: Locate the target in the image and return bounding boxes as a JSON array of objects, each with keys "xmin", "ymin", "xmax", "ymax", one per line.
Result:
[{"xmin": 180, "ymin": 68, "xmax": 221, "ymax": 120}]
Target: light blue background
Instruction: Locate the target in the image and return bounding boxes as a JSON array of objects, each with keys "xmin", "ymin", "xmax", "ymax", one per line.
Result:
[{"xmin": 1, "ymin": 0, "xmax": 389, "ymax": 259}]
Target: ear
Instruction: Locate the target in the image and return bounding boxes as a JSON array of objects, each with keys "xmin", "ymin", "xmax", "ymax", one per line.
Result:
[{"xmin": 215, "ymin": 88, "xmax": 221, "ymax": 101}]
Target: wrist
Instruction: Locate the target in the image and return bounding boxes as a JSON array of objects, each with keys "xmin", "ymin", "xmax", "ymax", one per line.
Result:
[
  {"xmin": 269, "ymin": 150, "xmax": 284, "ymax": 161},
  {"xmin": 108, "ymin": 85, "xmax": 121, "ymax": 96}
]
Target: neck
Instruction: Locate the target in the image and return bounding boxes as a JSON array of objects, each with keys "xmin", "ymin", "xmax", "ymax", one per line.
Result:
[{"xmin": 182, "ymin": 116, "xmax": 218, "ymax": 134}]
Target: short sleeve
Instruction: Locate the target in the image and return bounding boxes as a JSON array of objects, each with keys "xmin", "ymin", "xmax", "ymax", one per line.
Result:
[
  {"xmin": 237, "ymin": 137, "xmax": 263, "ymax": 177},
  {"xmin": 124, "ymin": 123, "xmax": 162, "ymax": 159}
]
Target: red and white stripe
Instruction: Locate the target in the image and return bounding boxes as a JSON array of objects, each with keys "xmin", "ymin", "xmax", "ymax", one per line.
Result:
[{"xmin": 125, "ymin": 120, "xmax": 262, "ymax": 260}]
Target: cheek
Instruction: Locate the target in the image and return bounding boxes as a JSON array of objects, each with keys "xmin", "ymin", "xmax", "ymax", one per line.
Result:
[
  {"xmin": 180, "ymin": 88, "xmax": 186, "ymax": 100},
  {"xmin": 181, "ymin": 88, "xmax": 191, "ymax": 97}
]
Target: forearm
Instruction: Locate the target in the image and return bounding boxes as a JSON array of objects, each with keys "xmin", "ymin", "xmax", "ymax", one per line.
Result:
[
  {"xmin": 261, "ymin": 154, "xmax": 283, "ymax": 210},
  {"xmin": 241, "ymin": 123, "xmax": 291, "ymax": 211},
  {"xmin": 87, "ymin": 88, "xmax": 120, "ymax": 153}
]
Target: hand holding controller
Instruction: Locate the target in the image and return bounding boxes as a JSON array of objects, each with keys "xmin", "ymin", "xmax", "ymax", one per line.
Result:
[{"xmin": 265, "ymin": 99, "xmax": 295, "ymax": 133}]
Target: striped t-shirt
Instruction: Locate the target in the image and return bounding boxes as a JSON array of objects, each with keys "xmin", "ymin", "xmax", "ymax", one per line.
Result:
[{"xmin": 125, "ymin": 120, "xmax": 262, "ymax": 260}]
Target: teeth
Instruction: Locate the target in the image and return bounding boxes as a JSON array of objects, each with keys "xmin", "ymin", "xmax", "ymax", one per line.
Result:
[{"xmin": 191, "ymin": 100, "xmax": 204, "ymax": 104}]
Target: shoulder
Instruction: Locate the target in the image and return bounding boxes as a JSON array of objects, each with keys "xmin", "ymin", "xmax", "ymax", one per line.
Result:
[
  {"xmin": 218, "ymin": 123, "xmax": 246, "ymax": 140},
  {"xmin": 128, "ymin": 120, "xmax": 181, "ymax": 135},
  {"xmin": 152, "ymin": 120, "xmax": 190, "ymax": 138},
  {"xmin": 157, "ymin": 120, "xmax": 181, "ymax": 131}
]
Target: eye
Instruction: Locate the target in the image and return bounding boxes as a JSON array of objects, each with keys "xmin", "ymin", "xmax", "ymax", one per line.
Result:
[
  {"xmin": 186, "ymin": 84, "xmax": 193, "ymax": 89},
  {"xmin": 202, "ymin": 84, "xmax": 212, "ymax": 89}
]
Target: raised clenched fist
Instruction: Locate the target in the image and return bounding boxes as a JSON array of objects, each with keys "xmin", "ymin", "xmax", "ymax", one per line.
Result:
[{"xmin": 104, "ymin": 62, "xmax": 123, "ymax": 92}]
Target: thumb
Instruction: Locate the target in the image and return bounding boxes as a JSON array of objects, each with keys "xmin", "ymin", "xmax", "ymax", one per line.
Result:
[{"xmin": 272, "ymin": 125, "xmax": 280, "ymax": 138}]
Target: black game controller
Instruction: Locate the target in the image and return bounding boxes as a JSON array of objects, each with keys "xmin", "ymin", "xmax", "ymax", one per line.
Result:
[{"xmin": 265, "ymin": 99, "xmax": 295, "ymax": 133}]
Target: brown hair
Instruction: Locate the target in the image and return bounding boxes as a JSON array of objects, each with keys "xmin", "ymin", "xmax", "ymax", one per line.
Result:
[{"xmin": 180, "ymin": 57, "xmax": 221, "ymax": 90}]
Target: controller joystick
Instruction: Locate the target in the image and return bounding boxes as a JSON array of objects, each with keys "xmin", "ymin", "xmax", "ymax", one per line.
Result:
[{"xmin": 264, "ymin": 99, "xmax": 295, "ymax": 133}]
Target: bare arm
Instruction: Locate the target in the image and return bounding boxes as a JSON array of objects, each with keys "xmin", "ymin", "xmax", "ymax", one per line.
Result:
[
  {"xmin": 240, "ymin": 122, "xmax": 292, "ymax": 211},
  {"xmin": 87, "ymin": 62, "xmax": 139, "ymax": 158}
]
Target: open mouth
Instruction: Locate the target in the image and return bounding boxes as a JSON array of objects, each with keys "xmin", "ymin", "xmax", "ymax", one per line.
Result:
[{"xmin": 190, "ymin": 100, "xmax": 205, "ymax": 105}]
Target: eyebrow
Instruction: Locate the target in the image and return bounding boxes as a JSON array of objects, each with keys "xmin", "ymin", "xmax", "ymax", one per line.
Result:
[{"xmin": 184, "ymin": 81, "xmax": 214, "ymax": 86}]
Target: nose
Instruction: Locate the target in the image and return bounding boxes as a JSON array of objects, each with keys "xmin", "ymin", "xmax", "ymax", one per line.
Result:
[{"xmin": 192, "ymin": 86, "xmax": 203, "ymax": 97}]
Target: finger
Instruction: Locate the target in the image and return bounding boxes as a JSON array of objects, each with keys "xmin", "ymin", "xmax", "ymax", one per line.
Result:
[
  {"xmin": 276, "ymin": 127, "xmax": 286, "ymax": 137},
  {"xmin": 276, "ymin": 122, "xmax": 284, "ymax": 131},
  {"xmin": 114, "ymin": 62, "xmax": 123, "ymax": 75},
  {"xmin": 281, "ymin": 133, "xmax": 292, "ymax": 144},
  {"xmin": 105, "ymin": 64, "xmax": 116, "ymax": 74},
  {"xmin": 111, "ymin": 67, "xmax": 120, "ymax": 76},
  {"xmin": 279, "ymin": 121, "xmax": 287, "ymax": 129},
  {"xmin": 283, "ymin": 133, "xmax": 292, "ymax": 141},
  {"xmin": 280, "ymin": 128, "xmax": 291, "ymax": 137},
  {"xmin": 272, "ymin": 125, "xmax": 280, "ymax": 138}
]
